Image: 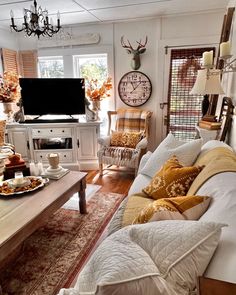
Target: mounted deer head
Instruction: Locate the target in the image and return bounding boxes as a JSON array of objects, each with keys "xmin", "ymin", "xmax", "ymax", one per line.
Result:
[{"xmin": 121, "ymin": 36, "xmax": 148, "ymax": 70}]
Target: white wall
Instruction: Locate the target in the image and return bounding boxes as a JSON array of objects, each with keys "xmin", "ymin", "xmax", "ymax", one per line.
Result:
[
  {"xmin": 0, "ymin": 28, "xmax": 19, "ymax": 74},
  {"xmin": 12, "ymin": 10, "xmax": 226, "ymax": 150}
]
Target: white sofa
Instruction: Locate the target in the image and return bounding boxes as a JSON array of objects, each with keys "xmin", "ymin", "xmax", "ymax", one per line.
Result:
[
  {"xmin": 127, "ymin": 139, "xmax": 236, "ymax": 286},
  {"xmin": 59, "ymin": 139, "xmax": 236, "ymax": 295}
]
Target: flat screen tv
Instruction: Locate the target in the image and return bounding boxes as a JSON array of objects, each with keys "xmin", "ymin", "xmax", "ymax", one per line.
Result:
[{"xmin": 19, "ymin": 78, "xmax": 86, "ymax": 116}]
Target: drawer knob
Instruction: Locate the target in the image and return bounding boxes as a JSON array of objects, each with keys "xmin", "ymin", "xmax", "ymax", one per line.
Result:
[
  {"xmin": 62, "ymin": 130, "xmax": 65, "ymax": 132},
  {"xmin": 38, "ymin": 130, "xmax": 40, "ymax": 133},
  {"xmin": 40, "ymin": 155, "xmax": 43, "ymax": 158},
  {"xmin": 50, "ymin": 130, "xmax": 53, "ymax": 132},
  {"xmin": 64, "ymin": 155, "xmax": 66, "ymax": 157}
]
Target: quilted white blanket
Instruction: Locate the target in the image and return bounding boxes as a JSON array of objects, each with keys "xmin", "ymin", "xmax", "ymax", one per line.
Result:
[{"xmin": 58, "ymin": 220, "xmax": 224, "ymax": 295}]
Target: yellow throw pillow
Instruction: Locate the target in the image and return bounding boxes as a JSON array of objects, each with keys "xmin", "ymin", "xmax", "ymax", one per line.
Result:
[
  {"xmin": 110, "ymin": 131, "xmax": 143, "ymax": 148},
  {"xmin": 143, "ymin": 155, "xmax": 203, "ymax": 199},
  {"xmin": 133, "ymin": 195, "xmax": 211, "ymax": 224}
]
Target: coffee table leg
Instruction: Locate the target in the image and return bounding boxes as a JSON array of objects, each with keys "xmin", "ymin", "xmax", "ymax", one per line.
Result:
[{"xmin": 79, "ymin": 178, "xmax": 87, "ymax": 214}]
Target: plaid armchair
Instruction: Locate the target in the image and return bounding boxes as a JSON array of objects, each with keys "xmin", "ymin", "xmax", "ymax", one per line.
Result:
[{"xmin": 97, "ymin": 108, "xmax": 152, "ymax": 175}]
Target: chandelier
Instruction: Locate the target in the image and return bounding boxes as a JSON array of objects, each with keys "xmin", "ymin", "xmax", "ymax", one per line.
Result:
[{"xmin": 10, "ymin": 0, "xmax": 61, "ymax": 38}]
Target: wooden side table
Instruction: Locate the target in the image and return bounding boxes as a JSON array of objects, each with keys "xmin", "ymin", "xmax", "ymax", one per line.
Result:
[{"xmin": 195, "ymin": 126, "xmax": 219, "ymax": 144}]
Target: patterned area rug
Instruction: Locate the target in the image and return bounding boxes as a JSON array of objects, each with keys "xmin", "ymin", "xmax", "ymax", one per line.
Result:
[{"xmin": 0, "ymin": 191, "xmax": 125, "ymax": 295}]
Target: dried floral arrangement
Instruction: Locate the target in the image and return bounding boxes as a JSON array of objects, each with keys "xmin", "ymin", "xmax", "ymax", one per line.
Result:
[
  {"xmin": 86, "ymin": 77, "xmax": 112, "ymax": 101},
  {"xmin": 0, "ymin": 71, "xmax": 21, "ymax": 103}
]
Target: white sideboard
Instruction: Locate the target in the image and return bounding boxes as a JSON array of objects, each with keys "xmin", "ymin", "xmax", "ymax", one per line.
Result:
[{"xmin": 6, "ymin": 120, "xmax": 101, "ymax": 170}]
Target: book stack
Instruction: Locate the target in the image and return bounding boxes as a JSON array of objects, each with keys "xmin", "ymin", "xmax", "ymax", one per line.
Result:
[{"xmin": 198, "ymin": 120, "xmax": 222, "ymax": 130}]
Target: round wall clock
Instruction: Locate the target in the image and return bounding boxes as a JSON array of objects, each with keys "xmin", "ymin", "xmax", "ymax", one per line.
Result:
[{"xmin": 118, "ymin": 71, "xmax": 152, "ymax": 107}]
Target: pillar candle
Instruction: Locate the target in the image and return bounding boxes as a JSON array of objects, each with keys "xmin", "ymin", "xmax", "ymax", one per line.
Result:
[
  {"xmin": 220, "ymin": 41, "xmax": 231, "ymax": 57},
  {"xmin": 202, "ymin": 51, "xmax": 213, "ymax": 67}
]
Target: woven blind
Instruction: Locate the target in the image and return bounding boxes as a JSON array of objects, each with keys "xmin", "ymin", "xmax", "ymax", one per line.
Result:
[
  {"xmin": 167, "ymin": 47, "xmax": 215, "ymax": 141},
  {"xmin": 19, "ymin": 50, "xmax": 38, "ymax": 78},
  {"xmin": 1, "ymin": 48, "xmax": 20, "ymax": 74}
]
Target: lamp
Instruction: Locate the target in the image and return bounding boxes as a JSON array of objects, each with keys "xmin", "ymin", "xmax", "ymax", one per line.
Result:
[
  {"xmin": 190, "ymin": 40, "xmax": 236, "ymax": 116},
  {"xmin": 190, "ymin": 69, "xmax": 224, "ymax": 116},
  {"xmin": 10, "ymin": 0, "xmax": 61, "ymax": 38}
]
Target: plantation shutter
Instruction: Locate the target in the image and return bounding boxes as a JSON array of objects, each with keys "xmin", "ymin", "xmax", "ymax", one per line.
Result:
[
  {"xmin": 19, "ymin": 50, "xmax": 38, "ymax": 78},
  {"xmin": 1, "ymin": 48, "xmax": 20, "ymax": 74},
  {"xmin": 167, "ymin": 47, "xmax": 215, "ymax": 141}
]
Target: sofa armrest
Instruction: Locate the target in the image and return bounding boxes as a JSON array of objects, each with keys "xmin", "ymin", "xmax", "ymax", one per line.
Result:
[
  {"xmin": 137, "ymin": 150, "xmax": 153, "ymax": 175},
  {"xmin": 136, "ymin": 137, "xmax": 148, "ymax": 150},
  {"xmin": 97, "ymin": 135, "xmax": 111, "ymax": 147}
]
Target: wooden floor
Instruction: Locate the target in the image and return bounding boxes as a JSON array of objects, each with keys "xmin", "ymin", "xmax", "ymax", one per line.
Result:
[{"xmin": 84, "ymin": 166, "xmax": 135, "ymax": 196}]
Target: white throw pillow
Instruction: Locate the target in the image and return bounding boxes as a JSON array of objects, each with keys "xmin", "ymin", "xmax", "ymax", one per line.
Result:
[
  {"xmin": 201, "ymin": 140, "xmax": 233, "ymax": 153},
  {"xmin": 140, "ymin": 133, "xmax": 203, "ymax": 178},
  {"xmin": 74, "ymin": 220, "xmax": 225, "ymax": 295}
]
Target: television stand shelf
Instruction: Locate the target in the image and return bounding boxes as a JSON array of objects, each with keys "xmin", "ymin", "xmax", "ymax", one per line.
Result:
[
  {"xmin": 6, "ymin": 121, "xmax": 101, "ymax": 170},
  {"xmin": 22, "ymin": 118, "xmax": 79, "ymax": 123}
]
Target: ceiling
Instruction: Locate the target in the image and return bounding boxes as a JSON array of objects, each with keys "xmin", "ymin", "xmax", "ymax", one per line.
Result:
[{"xmin": 0, "ymin": 0, "xmax": 229, "ymax": 30}]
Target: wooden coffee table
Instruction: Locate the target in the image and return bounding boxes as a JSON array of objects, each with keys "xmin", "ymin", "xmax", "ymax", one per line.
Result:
[{"xmin": 0, "ymin": 170, "xmax": 87, "ymax": 264}]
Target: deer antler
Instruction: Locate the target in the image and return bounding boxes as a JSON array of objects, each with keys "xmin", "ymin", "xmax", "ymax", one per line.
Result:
[
  {"xmin": 121, "ymin": 36, "xmax": 134, "ymax": 50},
  {"xmin": 136, "ymin": 36, "xmax": 148, "ymax": 50}
]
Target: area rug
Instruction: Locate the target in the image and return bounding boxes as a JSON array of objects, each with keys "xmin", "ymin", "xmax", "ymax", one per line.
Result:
[
  {"xmin": 62, "ymin": 184, "xmax": 101, "ymax": 210},
  {"xmin": 0, "ymin": 191, "xmax": 125, "ymax": 295}
]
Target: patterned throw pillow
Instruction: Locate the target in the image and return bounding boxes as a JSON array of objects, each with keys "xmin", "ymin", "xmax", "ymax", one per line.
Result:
[
  {"xmin": 143, "ymin": 155, "xmax": 203, "ymax": 199},
  {"xmin": 110, "ymin": 131, "xmax": 143, "ymax": 148},
  {"xmin": 133, "ymin": 195, "xmax": 211, "ymax": 224}
]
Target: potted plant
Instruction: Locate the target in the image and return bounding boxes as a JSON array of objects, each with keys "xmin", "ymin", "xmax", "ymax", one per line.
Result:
[{"xmin": 0, "ymin": 71, "xmax": 21, "ymax": 122}]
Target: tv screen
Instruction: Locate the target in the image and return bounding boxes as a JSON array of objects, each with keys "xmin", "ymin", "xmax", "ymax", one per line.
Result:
[{"xmin": 19, "ymin": 78, "xmax": 86, "ymax": 116}]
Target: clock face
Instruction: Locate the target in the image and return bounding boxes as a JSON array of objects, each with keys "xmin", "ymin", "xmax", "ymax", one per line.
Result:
[{"xmin": 118, "ymin": 71, "xmax": 152, "ymax": 107}]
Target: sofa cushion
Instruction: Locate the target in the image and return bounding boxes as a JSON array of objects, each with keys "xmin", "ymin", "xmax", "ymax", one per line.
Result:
[
  {"xmin": 140, "ymin": 133, "xmax": 202, "ymax": 178},
  {"xmin": 195, "ymin": 172, "xmax": 236, "ymax": 284},
  {"xmin": 133, "ymin": 195, "xmax": 211, "ymax": 224},
  {"xmin": 110, "ymin": 131, "xmax": 143, "ymax": 148},
  {"xmin": 201, "ymin": 139, "xmax": 233, "ymax": 154},
  {"xmin": 143, "ymin": 155, "xmax": 203, "ymax": 199},
  {"xmin": 74, "ymin": 220, "xmax": 225, "ymax": 295}
]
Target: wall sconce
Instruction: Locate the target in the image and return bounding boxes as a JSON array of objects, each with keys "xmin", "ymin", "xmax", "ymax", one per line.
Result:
[
  {"xmin": 190, "ymin": 69, "xmax": 224, "ymax": 117},
  {"xmin": 190, "ymin": 40, "xmax": 235, "ymax": 117}
]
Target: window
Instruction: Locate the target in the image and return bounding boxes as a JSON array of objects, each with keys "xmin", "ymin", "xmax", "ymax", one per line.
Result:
[
  {"xmin": 73, "ymin": 54, "xmax": 108, "ymax": 82},
  {"xmin": 38, "ymin": 56, "xmax": 64, "ymax": 78},
  {"xmin": 73, "ymin": 54, "xmax": 110, "ymax": 135}
]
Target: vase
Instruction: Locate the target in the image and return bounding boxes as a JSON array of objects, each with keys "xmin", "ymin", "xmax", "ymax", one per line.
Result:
[
  {"xmin": 3, "ymin": 102, "xmax": 15, "ymax": 123},
  {"xmin": 91, "ymin": 100, "xmax": 101, "ymax": 120}
]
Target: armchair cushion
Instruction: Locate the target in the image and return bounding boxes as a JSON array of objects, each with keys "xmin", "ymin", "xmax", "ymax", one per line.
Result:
[{"xmin": 110, "ymin": 131, "xmax": 143, "ymax": 148}]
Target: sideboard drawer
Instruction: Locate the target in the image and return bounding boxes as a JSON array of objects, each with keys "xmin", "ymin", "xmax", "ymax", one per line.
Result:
[
  {"xmin": 35, "ymin": 151, "xmax": 73, "ymax": 163},
  {"xmin": 32, "ymin": 128, "xmax": 72, "ymax": 138}
]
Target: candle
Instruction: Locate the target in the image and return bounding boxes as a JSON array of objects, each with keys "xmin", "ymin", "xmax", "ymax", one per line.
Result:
[
  {"xmin": 37, "ymin": 161, "xmax": 44, "ymax": 175},
  {"xmin": 14, "ymin": 171, "xmax": 24, "ymax": 185},
  {"xmin": 202, "ymin": 51, "xmax": 213, "ymax": 67},
  {"xmin": 29, "ymin": 162, "xmax": 36, "ymax": 176},
  {"xmin": 220, "ymin": 41, "xmax": 231, "ymax": 57}
]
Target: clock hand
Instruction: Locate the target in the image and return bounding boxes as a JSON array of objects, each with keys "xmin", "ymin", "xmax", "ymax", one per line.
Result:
[
  {"xmin": 130, "ymin": 81, "xmax": 135, "ymax": 90},
  {"xmin": 130, "ymin": 81, "xmax": 142, "ymax": 94}
]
